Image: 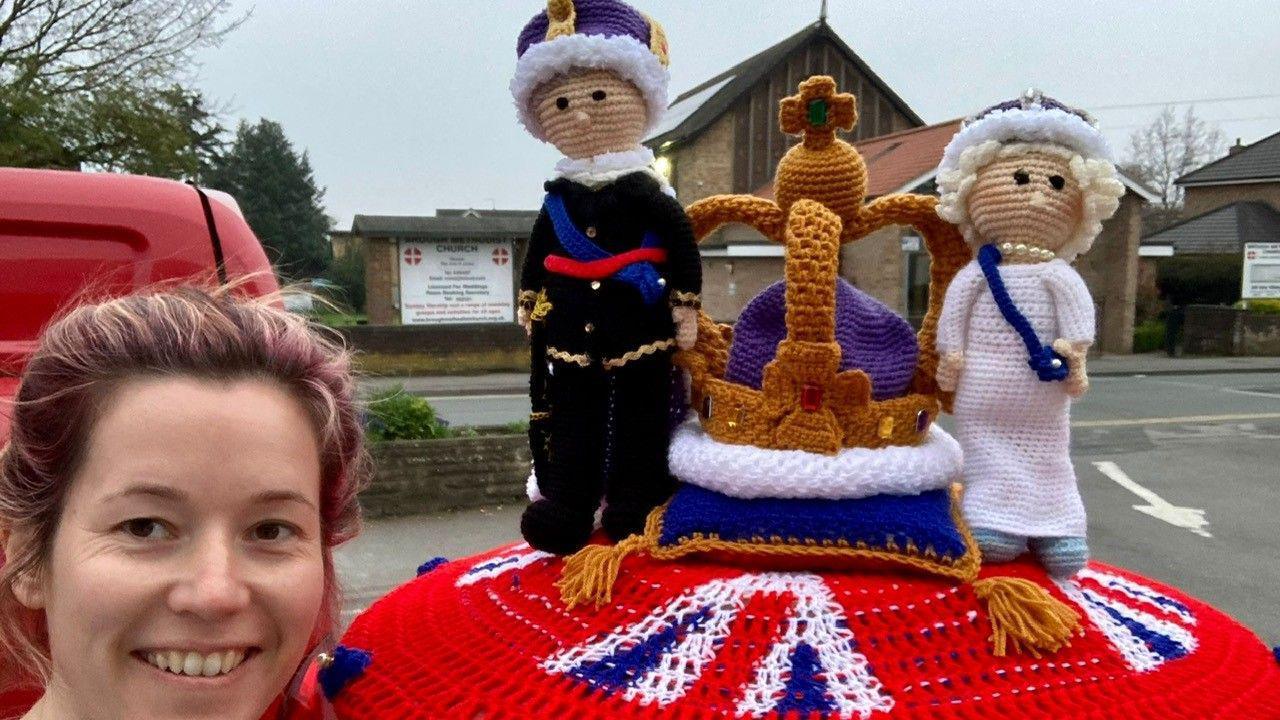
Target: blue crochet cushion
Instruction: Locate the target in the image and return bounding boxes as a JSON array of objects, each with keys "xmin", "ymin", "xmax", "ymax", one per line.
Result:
[{"xmin": 649, "ymin": 483, "xmax": 979, "ymax": 581}]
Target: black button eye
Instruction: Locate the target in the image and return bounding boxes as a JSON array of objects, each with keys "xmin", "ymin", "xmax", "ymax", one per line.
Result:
[
  {"xmin": 1013, "ymin": 170, "xmax": 1030, "ymax": 185},
  {"xmin": 591, "ymin": 90, "xmax": 607, "ymax": 102},
  {"xmin": 1049, "ymin": 175, "xmax": 1066, "ymax": 190},
  {"xmin": 555, "ymin": 97, "xmax": 569, "ymax": 110}
]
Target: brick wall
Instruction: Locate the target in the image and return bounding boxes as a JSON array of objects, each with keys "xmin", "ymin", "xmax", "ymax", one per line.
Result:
[
  {"xmin": 364, "ymin": 237, "xmax": 399, "ymax": 325},
  {"xmin": 1076, "ymin": 191, "xmax": 1142, "ymax": 353},
  {"xmin": 840, "ymin": 225, "xmax": 905, "ymax": 313},
  {"xmin": 362, "ymin": 435, "xmax": 529, "ymax": 517},
  {"xmin": 1182, "ymin": 182, "xmax": 1280, "ymax": 217},
  {"xmin": 673, "ymin": 112, "xmax": 737, "ymax": 205},
  {"xmin": 700, "ymin": 256, "xmax": 784, "ymax": 321},
  {"xmin": 1182, "ymin": 305, "xmax": 1280, "ymax": 356}
]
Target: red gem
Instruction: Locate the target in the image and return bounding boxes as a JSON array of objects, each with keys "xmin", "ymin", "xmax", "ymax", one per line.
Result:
[{"xmin": 800, "ymin": 383, "xmax": 823, "ymax": 412}]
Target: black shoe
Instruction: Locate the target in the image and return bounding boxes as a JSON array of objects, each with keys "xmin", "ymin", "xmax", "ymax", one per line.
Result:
[{"xmin": 520, "ymin": 499, "xmax": 594, "ymax": 555}]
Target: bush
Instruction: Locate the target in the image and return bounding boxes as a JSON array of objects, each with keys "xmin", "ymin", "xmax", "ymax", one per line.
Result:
[
  {"xmin": 364, "ymin": 386, "xmax": 450, "ymax": 441},
  {"xmin": 1132, "ymin": 319, "xmax": 1166, "ymax": 353},
  {"xmin": 1237, "ymin": 299, "xmax": 1280, "ymax": 315},
  {"xmin": 1155, "ymin": 256, "xmax": 1241, "ymax": 307},
  {"xmin": 323, "ymin": 252, "xmax": 366, "ymax": 313}
]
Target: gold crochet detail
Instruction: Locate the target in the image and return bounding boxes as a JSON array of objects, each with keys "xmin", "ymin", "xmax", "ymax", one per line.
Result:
[
  {"xmin": 530, "ymin": 289, "xmax": 553, "ymax": 322},
  {"xmin": 669, "ymin": 290, "xmax": 701, "ymax": 308},
  {"xmin": 546, "ymin": 346, "xmax": 590, "ymax": 367},
  {"xmin": 678, "ymin": 76, "xmax": 971, "ymax": 455},
  {"xmin": 644, "ymin": 14, "xmax": 670, "ymax": 67},
  {"xmin": 603, "ymin": 338, "xmax": 676, "ymax": 370},
  {"xmin": 544, "ymin": 0, "xmax": 576, "ymax": 40}
]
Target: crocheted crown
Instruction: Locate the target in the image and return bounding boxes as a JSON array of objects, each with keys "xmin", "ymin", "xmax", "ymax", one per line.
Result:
[
  {"xmin": 512, "ymin": 0, "xmax": 670, "ymax": 141},
  {"xmin": 678, "ymin": 76, "xmax": 971, "ymax": 455},
  {"xmin": 937, "ymin": 88, "xmax": 1113, "ymax": 176}
]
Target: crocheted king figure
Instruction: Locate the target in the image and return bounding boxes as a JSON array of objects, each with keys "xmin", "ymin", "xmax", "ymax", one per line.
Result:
[
  {"xmin": 511, "ymin": 0, "xmax": 701, "ymax": 554},
  {"xmin": 934, "ymin": 91, "xmax": 1125, "ymax": 577}
]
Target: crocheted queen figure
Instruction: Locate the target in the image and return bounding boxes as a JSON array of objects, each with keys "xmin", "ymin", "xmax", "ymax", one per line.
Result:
[
  {"xmin": 511, "ymin": 0, "xmax": 702, "ymax": 554},
  {"xmin": 934, "ymin": 91, "xmax": 1125, "ymax": 577}
]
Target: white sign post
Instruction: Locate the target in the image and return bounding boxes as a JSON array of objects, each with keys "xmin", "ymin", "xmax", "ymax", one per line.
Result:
[
  {"xmin": 1241, "ymin": 242, "xmax": 1280, "ymax": 300},
  {"xmin": 399, "ymin": 240, "xmax": 515, "ymax": 324}
]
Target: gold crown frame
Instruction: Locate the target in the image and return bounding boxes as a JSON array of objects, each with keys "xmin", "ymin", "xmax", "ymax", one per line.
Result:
[{"xmin": 677, "ymin": 76, "xmax": 972, "ymax": 455}]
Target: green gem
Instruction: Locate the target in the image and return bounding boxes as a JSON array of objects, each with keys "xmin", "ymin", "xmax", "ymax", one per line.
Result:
[{"xmin": 808, "ymin": 99, "xmax": 828, "ymax": 126}]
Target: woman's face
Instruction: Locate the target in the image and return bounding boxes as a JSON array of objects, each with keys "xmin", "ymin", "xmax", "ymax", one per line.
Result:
[
  {"xmin": 968, "ymin": 151, "xmax": 1084, "ymax": 253},
  {"xmin": 22, "ymin": 377, "xmax": 325, "ymax": 720}
]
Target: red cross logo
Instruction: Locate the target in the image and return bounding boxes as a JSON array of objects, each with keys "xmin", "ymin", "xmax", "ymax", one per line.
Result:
[
  {"xmin": 404, "ymin": 247, "xmax": 422, "ymax": 266},
  {"xmin": 492, "ymin": 247, "xmax": 510, "ymax": 266}
]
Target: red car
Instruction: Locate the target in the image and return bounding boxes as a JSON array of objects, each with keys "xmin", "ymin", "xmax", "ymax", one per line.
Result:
[{"xmin": 0, "ymin": 168, "xmax": 279, "ymax": 713}]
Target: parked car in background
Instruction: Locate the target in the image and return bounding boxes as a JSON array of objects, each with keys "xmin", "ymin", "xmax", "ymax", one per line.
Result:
[{"xmin": 0, "ymin": 168, "xmax": 278, "ymax": 714}]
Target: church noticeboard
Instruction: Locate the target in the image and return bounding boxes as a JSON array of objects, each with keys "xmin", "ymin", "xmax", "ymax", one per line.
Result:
[
  {"xmin": 399, "ymin": 240, "xmax": 515, "ymax": 324},
  {"xmin": 1242, "ymin": 243, "xmax": 1280, "ymax": 300}
]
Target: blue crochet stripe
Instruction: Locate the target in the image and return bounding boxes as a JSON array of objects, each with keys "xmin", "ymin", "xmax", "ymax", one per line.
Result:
[
  {"xmin": 976, "ymin": 244, "xmax": 1069, "ymax": 382},
  {"xmin": 544, "ymin": 193, "xmax": 665, "ymax": 305},
  {"xmin": 318, "ymin": 645, "xmax": 373, "ymax": 700},
  {"xmin": 657, "ymin": 484, "xmax": 968, "ymax": 560},
  {"xmin": 416, "ymin": 557, "xmax": 448, "ymax": 576},
  {"xmin": 1086, "ymin": 597, "xmax": 1189, "ymax": 662},
  {"xmin": 568, "ymin": 605, "xmax": 715, "ymax": 692},
  {"xmin": 774, "ymin": 642, "xmax": 835, "ymax": 714}
]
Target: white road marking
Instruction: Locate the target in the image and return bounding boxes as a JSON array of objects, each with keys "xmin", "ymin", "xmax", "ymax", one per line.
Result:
[
  {"xmin": 1092, "ymin": 461, "xmax": 1212, "ymax": 538},
  {"xmin": 1073, "ymin": 412, "xmax": 1280, "ymax": 428}
]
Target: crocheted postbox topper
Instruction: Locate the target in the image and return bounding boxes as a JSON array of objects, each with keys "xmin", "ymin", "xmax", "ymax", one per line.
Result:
[{"xmin": 512, "ymin": 0, "xmax": 670, "ymax": 142}]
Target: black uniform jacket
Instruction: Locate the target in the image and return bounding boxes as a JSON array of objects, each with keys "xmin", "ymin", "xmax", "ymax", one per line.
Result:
[{"xmin": 521, "ymin": 171, "xmax": 701, "ymax": 362}]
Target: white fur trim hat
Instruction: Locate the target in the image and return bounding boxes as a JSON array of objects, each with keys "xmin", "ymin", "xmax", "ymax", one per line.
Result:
[
  {"xmin": 937, "ymin": 89, "xmax": 1114, "ymax": 176},
  {"xmin": 511, "ymin": 0, "xmax": 670, "ymax": 142}
]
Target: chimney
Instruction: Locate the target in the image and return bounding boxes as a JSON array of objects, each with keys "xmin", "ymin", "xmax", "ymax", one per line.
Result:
[{"xmin": 1228, "ymin": 138, "xmax": 1246, "ymax": 156}]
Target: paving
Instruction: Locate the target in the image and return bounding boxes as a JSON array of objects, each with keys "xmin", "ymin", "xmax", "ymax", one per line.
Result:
[{"xmin": 337, "ymin": 369, "xmax": 1280, "ymax": 646}]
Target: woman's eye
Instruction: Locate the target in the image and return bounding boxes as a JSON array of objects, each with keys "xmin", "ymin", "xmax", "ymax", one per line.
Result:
[
  {"xmin": 555, "ymin": 97, "xmax": 569, "ymax": 110},
  {"xmin": 1013, "ymin": 170, "xmax": 1031, "ymax": 185},
  {"xmin": 1049, "ymin": 175, "xmax": 1066, "ymax": 190},
  {"xmin": 591, "ymin": 90, "xmax": 607, "ymax": 102},
  {"xmin": 251, "ymin": 522, "xmax": 297, "ymax": 542},
  {"xmin": 120, "ymin": 519, "xmax": 171, "ymax": 540}
]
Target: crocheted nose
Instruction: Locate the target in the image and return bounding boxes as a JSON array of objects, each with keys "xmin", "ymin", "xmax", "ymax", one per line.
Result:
[{"xmin": 724, "ymin": 278, "xmax": 918, "ymax": 400}]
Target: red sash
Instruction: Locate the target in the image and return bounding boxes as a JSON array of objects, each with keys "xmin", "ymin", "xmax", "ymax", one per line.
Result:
[{"xmin": 544, "ymin": 248, "xmax": 668, "ymax": 280}]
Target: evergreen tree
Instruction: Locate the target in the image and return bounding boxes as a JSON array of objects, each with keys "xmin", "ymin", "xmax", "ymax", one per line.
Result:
[{"xmin": 208, "ymin": 120, "xmax": 332, "ymax": 280}]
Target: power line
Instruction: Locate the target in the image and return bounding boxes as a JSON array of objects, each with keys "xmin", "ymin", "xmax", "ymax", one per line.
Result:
[
  {"xmin": 1091, "ymin": 93, "xmax": 1280, "ymax": 111},
  {"xmin": 1104, "ymin": 114, "xmax": 1280, "ymax": 131}
]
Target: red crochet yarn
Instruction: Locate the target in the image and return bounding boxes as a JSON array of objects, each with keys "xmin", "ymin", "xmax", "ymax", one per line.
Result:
[{"xmin": 329, "ymin": 542, "xmax": 1280, "ymax": 719}]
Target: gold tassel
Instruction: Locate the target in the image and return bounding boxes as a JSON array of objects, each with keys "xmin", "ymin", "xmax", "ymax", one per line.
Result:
[
  {"xmin": 973, "ymin": 576, "xmax": 1082, "ymax": 658},
  {"xmin": 556, "ymin": 534, "xmax": 649, "ymax": 610}
]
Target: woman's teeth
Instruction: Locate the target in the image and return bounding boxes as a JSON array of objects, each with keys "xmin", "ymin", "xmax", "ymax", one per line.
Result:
[{"xmin": 144, "ymin": 649, "xmax": 247, "ymax": 677}]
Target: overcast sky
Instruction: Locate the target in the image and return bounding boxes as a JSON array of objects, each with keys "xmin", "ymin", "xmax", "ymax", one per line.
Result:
[{"xmin": 194, "ymin": 0, "xmax": 1280, "ymax": 228}]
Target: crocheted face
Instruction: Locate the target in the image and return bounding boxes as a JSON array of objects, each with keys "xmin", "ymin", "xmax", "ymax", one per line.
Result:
[
  {"xmin": 531, "ymin": 69, "xmax": 648, "ymax": 159},
  {"xmin": 14, "ymin": 377, "xmax": 326, "ymax": 719},
  {"xmin": 966, "ymin": 151, "xmax": 1084, "ymax": 260}
]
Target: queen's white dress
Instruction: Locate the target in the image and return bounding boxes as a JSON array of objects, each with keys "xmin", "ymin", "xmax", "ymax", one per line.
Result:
[{"xmin": 937, "ymin": 258, "xmax": 1095, "ymax": 538}]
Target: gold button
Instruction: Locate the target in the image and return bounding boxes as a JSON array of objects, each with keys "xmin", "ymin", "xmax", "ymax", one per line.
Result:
[
  {"xmin": 586, "ymin": 226, "xmax": 597, "ymax": 238},
  {"xmin": 878, "ymin": 415, "xmax": 895, "ymax": 439},
  {"xmin": 657, "ymin": 277, "xmax": 667, "ymax": 287},
  {"xmin": 590, "ymin": 281, "xmax": 601, "ymax": 290},
  {"xmin": 584, "ymin": 323, "xmax": 594, "ymax": 333}
]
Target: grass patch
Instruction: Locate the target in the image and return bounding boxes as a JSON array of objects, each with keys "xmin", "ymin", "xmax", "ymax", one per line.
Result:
[
  {"xmin": 355, "ymin": 349, "xmax": 527, "ymax": 376},
  {"xmin": 1132, "ymin": 319, "xmax": 1166, "ymax": 354}
]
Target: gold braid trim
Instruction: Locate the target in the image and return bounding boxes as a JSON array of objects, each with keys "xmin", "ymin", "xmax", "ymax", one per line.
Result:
[
  {"xmin": 546, "ymin": 346, "xmax": 591, "ymax": 367},
  {"xmin": 518, "ymin": 289, "xmax": 539, "ymax": 310},
  {"xmin": 668, "ymin": 290, "xmax": 701, "ymax": 309},
  {"xmin": 530, "ymin": 289, "xmax": 553, "ymax": 322},
  {"xmin": 603, "ymin": 338, "xmax": 675, "ymax": 370}
]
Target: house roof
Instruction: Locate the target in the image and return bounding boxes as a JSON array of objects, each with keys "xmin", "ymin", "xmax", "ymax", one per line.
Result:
[
  {"xmin": 351, "ymin": 211, "xmax": 538, "ymax": 239},
  {"xmin": 1141, "ymin": 201, "xmax": 1280, "ymax": 254},
  {"xmin": 1176, "ymin": 129, "xmax": 1280, "ymax": 186},
  {"xmin": 644, "ymin": 20, "xmax": 923, "ymax": 148},
  {"xmin": 752, "ymin": 117, "xmax": 1157, "ymax": 204}
]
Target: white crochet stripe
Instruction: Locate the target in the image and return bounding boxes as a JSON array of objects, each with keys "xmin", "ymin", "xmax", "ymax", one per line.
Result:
[
  {"xmin": 667, "ymin": 421, "xmax": 962, "ymax": 500},
  {"xmin": 456, "ymin": 545, "xmax": 553, "ymax": 587},
  {"xmin": 735, "ymin": 576, "xmax": 894, "ymax": 718},
  {"xmin": 1077, "ymin": 568, "xmax": 1196, "ymax": 625},
  {"xmin": 1055, "ymin": 578, "xmax": 1198, "ymax": 672},
  {"xmin": 511, "ymin": 33, "xmax": 669, "ymax": 142},
  {"xmin": 542, "ymin": 573, "xmax": 893, "ymax": 716},
  {"xmin": 938, "ymin": 106, "xmax": 1113, "ymax": 176}
]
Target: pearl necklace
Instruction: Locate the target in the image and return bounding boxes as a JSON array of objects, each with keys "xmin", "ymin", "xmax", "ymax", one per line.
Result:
[{"xmin": 997, "ymin": 241, "xmax": 1056, "ymax": 262}]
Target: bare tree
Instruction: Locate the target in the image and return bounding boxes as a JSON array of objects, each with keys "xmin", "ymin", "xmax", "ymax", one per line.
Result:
[
  {"xmin": 1126, "ymin": 106, "xmax": 1226, "ymax": 209},
  {"xmin": 0, "ymin": 0, "xmax": 243, "ymax": 96}
]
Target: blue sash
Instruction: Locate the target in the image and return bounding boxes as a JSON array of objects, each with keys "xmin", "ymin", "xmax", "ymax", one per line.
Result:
[
  {"xmin": 976, "ymin": 244, "xmax": 1069, "ymax": 382},
  {"xmin": 543, "ymin": 193, "xmax": 665, "ymax": 305}
]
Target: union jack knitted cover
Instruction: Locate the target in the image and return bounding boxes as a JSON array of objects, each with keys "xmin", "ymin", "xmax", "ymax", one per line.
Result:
[{"xmin": 328, "ymin": 542, "xmax": 1280, "ymax": 719}]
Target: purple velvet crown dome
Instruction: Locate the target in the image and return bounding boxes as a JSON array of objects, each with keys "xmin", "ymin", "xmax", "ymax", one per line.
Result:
[
  {"xmin": 725, "ymin": 278, "xmax": 918, "ymax": 400},
  {"xmin": 517, "ymin": 0, "xmax": 653, "ymax": 58}
]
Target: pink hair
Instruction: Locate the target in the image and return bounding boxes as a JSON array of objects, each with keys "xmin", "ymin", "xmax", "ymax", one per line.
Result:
[{"xmin": 0, "ymin": 283, "xmax": 369, "ymax": 692}]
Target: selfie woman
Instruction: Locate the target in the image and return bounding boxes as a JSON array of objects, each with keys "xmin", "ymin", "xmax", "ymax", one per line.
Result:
[{"xmin": 0, "ymin": 285, "xmax": 369, "ymax": 720}]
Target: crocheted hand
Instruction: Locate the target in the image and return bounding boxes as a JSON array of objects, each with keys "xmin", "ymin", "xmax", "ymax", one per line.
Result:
[
  {"xmin": 518, "ymin": 306, "xmax": 532, "ymax": 337},
  {"xmin": 1052, "ymin": 339, "xmax": 1091, "ymax": 397},
  {"xmin": 936, "ymin": 351, "xmax": 964, "ymax": 392},
  {"xmin": 673, "ymin": 306, "xmax": 698, "ymax": 350}
]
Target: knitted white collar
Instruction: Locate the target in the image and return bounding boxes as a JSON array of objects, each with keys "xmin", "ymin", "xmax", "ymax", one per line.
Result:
[{"xmin": 554, "ymin": 146, "xmax": 676, "ymax": 197}]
